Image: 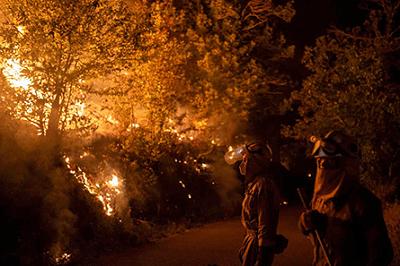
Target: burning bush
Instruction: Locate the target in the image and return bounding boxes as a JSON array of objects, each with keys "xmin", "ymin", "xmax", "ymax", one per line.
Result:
[{"xmin": 0, "ymin": 114, "xmax": 137, "ymax": 264}]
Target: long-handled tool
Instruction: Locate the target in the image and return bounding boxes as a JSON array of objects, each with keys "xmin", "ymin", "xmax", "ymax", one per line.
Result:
[{"xmin": 297, "ymin": 188, "xmax": 333, "ymax": 266}]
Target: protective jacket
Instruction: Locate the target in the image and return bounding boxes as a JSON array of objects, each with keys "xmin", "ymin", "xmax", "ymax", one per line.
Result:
[
  {"xmin": 308, "ymin": 157, "xmax": 393, "ymax": 266},
  {"xmin": 239, "ymin": 175, "xmax": 281, "ymax": 266}
]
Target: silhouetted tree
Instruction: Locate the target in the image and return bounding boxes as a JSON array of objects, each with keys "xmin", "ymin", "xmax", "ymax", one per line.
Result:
[{"xmin": 284, "ymin": 0, "xmax": 400, "ymax": 182}]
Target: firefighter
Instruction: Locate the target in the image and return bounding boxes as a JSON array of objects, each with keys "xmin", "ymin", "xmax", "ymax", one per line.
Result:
[
  {"xmin": 299, "ymin": 130, "xmax": 393, "ymax": 266},
  {"xmin": 237, "ymin": 142, "xmax": 288, "ymax": 266}
]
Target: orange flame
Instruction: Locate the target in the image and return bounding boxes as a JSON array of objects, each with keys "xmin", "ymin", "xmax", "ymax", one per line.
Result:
[{"xmin": 63, "ymin": 155, "xmax": 123, "ymax": 217}]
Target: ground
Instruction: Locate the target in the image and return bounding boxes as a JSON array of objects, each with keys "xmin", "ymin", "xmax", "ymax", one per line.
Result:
[{"xmin": 90, "ymin": 205, "xmax": 313, "ymax": 266}]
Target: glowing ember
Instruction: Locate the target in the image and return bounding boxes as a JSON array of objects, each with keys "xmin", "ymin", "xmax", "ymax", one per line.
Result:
[
  {"xmin": 80, "ymin": 152, "xmax": 89, "ymax": 159},
  {"xmin": 54, "ymin": 252, "xmax": 72, "ymax": 264},
  {"xmin": 127, "ymin": 123, "xmax": 140, "ymax": 132},
  {"xmin": 201, "ymin": 163, "xmax": 208, "ymax": 169},
  {"xmin": 163, "ymin": 125, "xmax": 198, "ymax": 143},
  {"xmin": 187, "ymin": 194, "xmax": 192, "ymax": 199},
  {"xmin": 179, "ymin": 180, "xmax": 186, "ymax": 188},
  {"xmin": 2, "ymin": 53, "xmax": 120, "ymax": 135}
]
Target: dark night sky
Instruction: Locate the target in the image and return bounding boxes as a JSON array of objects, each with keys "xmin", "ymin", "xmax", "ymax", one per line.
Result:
[
  {"xmin": 274, "ymin": 0, "xmax": 369, "ymax": 82},
  {"xmin": 249, "ymin": 0, "xmax": 370, "ymax": 147},
  {"xmin": 286, "ymin": 0, "xmax": 367, "ymax": 48}
]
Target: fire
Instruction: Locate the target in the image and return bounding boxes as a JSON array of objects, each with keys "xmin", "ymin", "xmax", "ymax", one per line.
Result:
[
  {"xmin": 63, "ymin": 155, "xmax": 123, "ymax": 217},
  {"xmin": 54, "ymin": 252, "xmax": 72, "ymax": 264},
  {"xmin": 126, "ymin": 122, "xmax": 140, "ymax": 132},
  {"xmin": 131, "ymin": 123, "xmax": 140, "ymax": 128},
  {"xmin": 17, "ymin": 25, "xmax": 25, "ymax": 34},
  {"xmin": 79, "ymin": 152, "xmax": 89, "ymax": 159},
  {"xmin": 1, "ymin": 45, "xmax": 93, "ymax": 134},
  {"xmin": 0, "ymin": 71, "xmax": 126, "ymax": 216},
  {"xmin": 75, "ymin": 101, "xmax": 86, "ymax": 117},
  {"xmin": 2, "ymin": 59, "xmax": 32, "ymax": 90},
  {"xmin": 108, "ymin": 174, "xmax": 119, "ymax": 187},
  {"xmin": 164, "ymin": 127, "xmax": 189, "ymax": 142},
  {"xmin": 106, "ymin": 114, "xmax": 119, "ymax": 125}
]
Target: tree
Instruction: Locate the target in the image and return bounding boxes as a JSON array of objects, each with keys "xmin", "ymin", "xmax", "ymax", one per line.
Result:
[
  {"xmin": 99, "ymin": 0, "xmax": 296, "ymax": 222},
  {"xmin": 0, "ymin": 0, "xmax": 139, "ymax": 137},
  {"xmin": 112, "ymin": 0, "xmax": 295, "ymax": 148},
  {"xmin": 284, "ymin": 0, "xmax": 400, "ymax": 181},
  {"xmin": 0, "ymin": 1, "xmax": 144, "ymax": 262}
]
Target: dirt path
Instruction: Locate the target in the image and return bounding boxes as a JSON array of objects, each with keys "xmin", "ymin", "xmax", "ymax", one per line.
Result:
[{"xmin": 90, "ymin": 205, "xmax": 313, "ymax": 266}]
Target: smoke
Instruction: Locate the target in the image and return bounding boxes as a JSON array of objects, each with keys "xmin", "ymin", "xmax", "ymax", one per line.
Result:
[
  {"xmin": 209, "ymin": 151, "xmax": 242, "ymax": 216},
  {"xmin": 0, "ymin": 114, "xmax": 77, "ymax": 263},
  {"xmin": 62, "ymin": 134, "xmax": 134, "ymax": 222},
  {"xmin": 42, "ymin": 168, "xmax": 76, "ymax": 263},
  {"xmin": 0, "ymin": 113, "xmax": 138, "ymax": 264}
]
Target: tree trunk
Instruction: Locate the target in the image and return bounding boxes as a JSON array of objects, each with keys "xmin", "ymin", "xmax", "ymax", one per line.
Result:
[
  {"xmin": 47, "ymin": 93, "xmax": 61, "ymax": 137},
  {"xmin": 46, "ymin": 85, "xmax": 63, "ymax": 154}
]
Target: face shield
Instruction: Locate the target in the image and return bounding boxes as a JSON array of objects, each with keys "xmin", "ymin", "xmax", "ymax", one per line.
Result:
[
  {"xmin": 240, "ymin": 143, "xmax": 272, "ymax": 177},
  {"xmin": 224, "ymin": 143, "xmax": 272, "ymax": 165},
  {"xmin": 224, "ymin": 145, "xmax": 246, "ymax": 165},
  {"xmin": 310, "ymin": 130, "xmax": 358, "ymax": 158},
  {"xmin": 310, "ymin": 137, "xmax": 341, "ymax": 158}
]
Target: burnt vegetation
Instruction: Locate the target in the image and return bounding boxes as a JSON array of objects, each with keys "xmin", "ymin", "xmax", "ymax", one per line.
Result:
[{"xmin": 0, "ymin": 0, "xmax": 398, "ymax": 265}]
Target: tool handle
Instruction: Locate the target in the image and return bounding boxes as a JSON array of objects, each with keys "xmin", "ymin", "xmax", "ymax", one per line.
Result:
[{"xmin": 296, "ymin": 188, "xmax": 333, "ymax": 266}]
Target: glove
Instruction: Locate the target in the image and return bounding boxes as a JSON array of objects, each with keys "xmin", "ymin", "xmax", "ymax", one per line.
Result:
[
  {"xmin": 255, "ymin": 246, "xmax": 274, "ymax": 266},
  {"xmin": 299, "ymin": 210, "xmax": 326, "ymax": 235},
  {"xmin": 273, "ymin": 234, "xmax": 288, "ymax": 254}
]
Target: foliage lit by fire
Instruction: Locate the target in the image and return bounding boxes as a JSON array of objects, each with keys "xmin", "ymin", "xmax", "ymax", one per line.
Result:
[{"xmin": 0, "ymin": 0, "xmax": 399, "ymax": 265}]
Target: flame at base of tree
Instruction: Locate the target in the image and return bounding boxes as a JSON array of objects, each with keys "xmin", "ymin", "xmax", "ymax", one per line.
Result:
[{"xmin": 63, "ymin": 154, "xmax": 124, "ymax": 217}]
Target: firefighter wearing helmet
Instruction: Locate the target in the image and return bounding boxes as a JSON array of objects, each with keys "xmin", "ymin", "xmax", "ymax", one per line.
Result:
[
  {"xmin": 299, "ymin": 130, "xmax": 393, "ymax": 266},
  {"xmin": 235, "ymin": 142, "xmax": 288, "ymax": 266}
]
